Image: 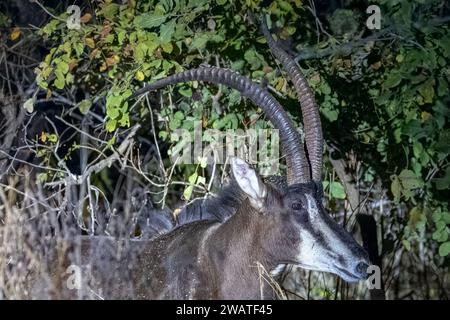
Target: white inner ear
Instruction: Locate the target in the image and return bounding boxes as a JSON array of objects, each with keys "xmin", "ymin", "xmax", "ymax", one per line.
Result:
[{"xmin": 231, "ymin": 157, "xmax": 266, "ymax": 207}]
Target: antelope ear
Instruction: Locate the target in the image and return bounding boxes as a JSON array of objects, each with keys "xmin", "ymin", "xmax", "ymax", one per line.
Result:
[{"xmin": 231, "ymin": 157, "xmax": 267, "ymax": 208}]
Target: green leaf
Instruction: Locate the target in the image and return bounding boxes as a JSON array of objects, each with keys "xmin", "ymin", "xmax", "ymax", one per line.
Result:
[
  {"xmin": 412, "ymin": 141, "xmax": 423, "ymax": 158},
  {"xmin": 391, "ymin": 176, "xmax": 401, "ymax": 202},
  {"xmin": 77, "ymin": 99, "xmax": 92, "ymax": 115},
  {"xmin": 191, "ymin": 34, "xmax": 208, "ymax": 50},
  {"xmin": 188, "ymin": 172, "xmax": 198, "ymax": 184},
  {"xmin": 244, "ymin": 49, "xmax": 263, "ymax": 70},
  {"xmin": 438, "ymin": 241, "xmax": 450, "ymax": 257},
  {"xmin": 74, "ymin": 42, "xmax": 84, "ymax": 57},
  {"xmin": 432, "ymin": 211, "xmax": 443, "ymax": 223},
  {"xmin": 319, "ymin": 82, "xmax": 331, "ymax": 95},
  {"xmin": 174, "ymin": 111, "xmax": 185, "ymax": 121},
  {"xmin": 231, "ymin": 60, "xmax": 245, "ymax": 71},
  {"xmin": 402, "ymin": 120, "xmax": 428, "ymax": 139},
  {"xmin": 443, "ymin": 212, "xmax": 450, "ymax": 224},
  {"xmin": 159, "ymin": 131, "xmax": 168, "ymax": 140},
  {"xmin": 117, "ymin": 29, "xmax": 126, "ymax": 45},
  {"xmin": 100, "ymin": 3, "xmax": 119, "ymax": 20},
  {"xmin": 417, "ymin": 79, "xmax": 435, "ymax": 104},
  {"xmin": 436, "ymin": 220, "xmax": 446, "ymax": 231},
  {"xmin": 384, "ymin": 71, "xmax": 402, "ymax": 89},
  {"xmin": 106, "ymin": 119, "xmax": 117, "ymax": 132},
  {"xmin": 183, "ymin": 185, "xmax": 194, "ymax": 200},
  {"xmin": 37, "ymin": 173, "xmax": 48, "ymax": 184},
  {"xmin": 169, "ymin": 118, "xmax": 181, "ymax": 131},
  {"xmin": 278, "ymin": 0, "xmax": 294, "ymax": 12},
  {"xmin": 402, "ymin": 239, "xmax": 411, "ymax": 251},
  {"xmin": 162, "ymin": 60, "xmax": 172, "ymax": 72},
  {"xmin": 399, "ymin": 169, "xmax": 423, "ymax": 191},
  {"xmin": 432, "ymin": 229, "xmax": 448, "ymax": 242},
  {"xmin": 161, "ymin": 42, "xmax": 173, "ymax": 53},
  {"xmin": 107, "ymin": 107, "xmax": 120, "ymax": 120},
  {"xmin": 437, "ymin": 78, "xmax": 448, "ymax": 97},
  {"xmin": 118, "ymin": 113, "xmax": 130, "ymax": 127},
  {"xmin": 134, "ymin": 14, "xmax": 167, "ymax": 29},
  {"xmin": 48, "ymin": 134, "xmax": 58, "ymax": 143},
  {"xmin": 160, "ymin": 20, "xmax": 176, "ymax": 44},
  {"xmin": 411, "ymin": 158, "xmax": 422, "ymax": 176},
  {"xmin": 41, "ymin": 19, "xmax": 59, "ymax": 36},
  {"xmin": 179, "ymin": 86, "xmax": 192, "ymax": 97},
  {"xmin": 65, "ymin": 73, "xmax": 74, "ymax": 85},
  {"xmin": 54, "ymin": 76, "xmax": 65, "ymax": 90},
  {"xmin": 134, "ymin": 43, "xmax": 148, "ymax": 62},
  {"xmin": 330, "ymin": 181, "xmax": 346, "ymax": 199},
  {"xmin": 106, "ymin": 94, "xmax": 123, "ymax": 109},
  {"xmin": 322, "ymin": 107, "xmax": 338, "ymax": 122}
]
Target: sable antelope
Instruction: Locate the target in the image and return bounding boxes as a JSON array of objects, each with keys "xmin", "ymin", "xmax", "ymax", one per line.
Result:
[{"xmin": 28, "ymin": 16, "xmax": 370, "ymax": 300}]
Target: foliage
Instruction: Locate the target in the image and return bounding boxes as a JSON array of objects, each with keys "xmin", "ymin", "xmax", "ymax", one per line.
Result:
[
  {"xmin": 361, "ymin": 0, "xmax": 450, "ymax": 257},
  {"xmin": 33, "ymin": 0, "xmax": 450, "ymax": 262}
]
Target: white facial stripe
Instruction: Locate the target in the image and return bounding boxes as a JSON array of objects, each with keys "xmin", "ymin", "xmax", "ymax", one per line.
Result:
[
  {"xmin": 297, "ymin": 194, "xmax": 356, "ymax": 273},
  {"xmin": 314, "ymin": 201, "xmax": 356, "ymax": 260},
  {"xmin": 298, "ymin": 195, "xmax": 322, "ymax": 266},
  {"xmin": 305, "ymin": 194, "xmax": 353, "ymax": 257},
  {"xmin": 296, "ymin": 229, "xmax": 320, "ymax": 266}
]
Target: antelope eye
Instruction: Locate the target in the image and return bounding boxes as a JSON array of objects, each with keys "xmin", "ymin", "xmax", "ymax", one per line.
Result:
[{"xmin": 291, "ymin": 202, "xmax": 303, "ymax": 211}]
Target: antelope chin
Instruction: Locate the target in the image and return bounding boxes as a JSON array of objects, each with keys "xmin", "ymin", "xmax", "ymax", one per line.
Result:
[
  {"xmin": 332, "ymin": 265, "xmax": 369, "ymax": 283},
  {"xmin": 335, "ymin": 272, "xmax": 363, "ymax": 283},
  {"xmin": 293, "ymin": 262, "xmax": 368, "ymax": 283}
]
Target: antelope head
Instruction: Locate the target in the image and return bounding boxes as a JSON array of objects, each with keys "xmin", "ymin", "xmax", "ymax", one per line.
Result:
[
  {"xmin": 231, "ymin": 157, "xmax": 370, "ymax": 282},
  {"xmin": 251, "ymin": 14, "xmax": 370, "ymax": 281}
]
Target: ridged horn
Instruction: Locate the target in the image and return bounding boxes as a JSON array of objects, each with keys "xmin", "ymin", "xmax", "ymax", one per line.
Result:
[
  {"xmin": 260, "ymin": 14, "xmax": 323, "ymax": 182},
  {"xmin": 129, "ymin": 67, "xmax": 309, "ymax": 184}
]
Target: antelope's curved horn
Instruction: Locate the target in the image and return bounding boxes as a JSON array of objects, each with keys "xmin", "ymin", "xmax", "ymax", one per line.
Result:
[
  {"xmin": 260, "ymin": 14, "xmax": 323, "ymax": 182},
  {"xmin": 129, "ymin": 67, "xmax": 309, "ymax": 184}
]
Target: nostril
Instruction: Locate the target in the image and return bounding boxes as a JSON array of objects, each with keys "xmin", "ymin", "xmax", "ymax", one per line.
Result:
[{"xmin": 355, "ymin": 262, "xmax": 369, "ymax": 275}]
